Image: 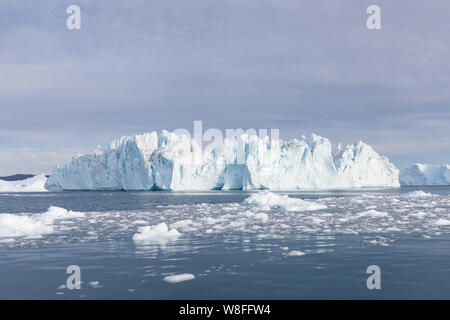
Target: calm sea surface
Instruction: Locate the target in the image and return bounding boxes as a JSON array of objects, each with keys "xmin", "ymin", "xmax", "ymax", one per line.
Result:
[{"xmin": 0, "ymin": 187, "xmax": 449, "ymax": 299}]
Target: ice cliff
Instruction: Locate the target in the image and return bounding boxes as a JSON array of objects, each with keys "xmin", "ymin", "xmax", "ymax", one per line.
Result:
[
  {"xmin": 45, "ymin": 131, "xmax": 400, "ymax": 191},
  {"xmin": 400, "ymin": 164, "xmax": 450, "ymax": 186}
]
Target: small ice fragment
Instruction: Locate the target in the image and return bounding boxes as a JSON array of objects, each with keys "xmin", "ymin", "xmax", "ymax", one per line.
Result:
[
  {"xmin": 400, "ymin": 191, "xmax": 436, "ymax": 197},
  {"xmin": 355, "ymin": 210, "xmax": 389, "ymax": 218},
  {"xmin": 132, "ymin": 220, "xmax": 148, "ymax": 225},
  {"xmin": 133, "ymin": 223, "xmax": 181, "ymax": 245},
  {"xmin": 286, "ymin": 250, "xmax": 306, "ymax": 257},
  {"xmin": 89, "ymin": 281, "xmax": 101, "ymax": 288},
  {"xmin": 429, "ymin": 218, "xmax": 450, "ymax": 226},
  {"xmin": 244, "ymin": 191, "xmax": 327, "ymax": 212},
  {"xmin": 163, "ymin": 274, "xmax": 195, "ymax": 283}
]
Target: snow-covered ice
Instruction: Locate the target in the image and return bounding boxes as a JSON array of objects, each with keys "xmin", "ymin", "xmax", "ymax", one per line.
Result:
[
  {"xmin": 355, "ymin": 210, "xmax": 389, "ymax": 218},
  {"xmin": 400, "ymin": 191, "xmax": 437, "ymax": 197},
  {"xmin": 89, "ymin": 281, "xmax": 101, "ymax": 288},
  {"xmin": 245, "ymin": 191, "xmax": 327, "ymax": 211},
  {"xmin": 45, "ymin": 131, "xmax": 400, "ymax": 191},
  {"xmin": 429, "ymin": 219, "xmax": 450, "ymax": 226},
  {"xmin": 0, "ymin": 206, "xmax": 84, "ymax": 239},
  {"xmin": 0, "ymin": 174, "xmax": 47, "ymax": 192},
  {"xmin": 286, "ymin": 250, "xmax": 306, "ymax": 256},
  {"xmin": 163, "ymin": 274, "xmax": 195, "ymax": 283},
  {"xmin": 0, "ymin": 214, "xmax": 53, "ymax": 238},
  {"xmin": 133, "ymin": 223, "xmax": 181, "ymax": 245},
  {"xmin": 400, "ymin": 164, "xmax": 450, "ymax": 186}
]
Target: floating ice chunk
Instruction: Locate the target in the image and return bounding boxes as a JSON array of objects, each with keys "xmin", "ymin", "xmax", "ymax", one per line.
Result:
[
  {"xmin": 132, "ymin": 220, "xmax": 148, "ymax": 225},
  {"xmin": 89, "ymin": 281, "xmax": 101, "ymax": 288},
  {"xmin": 349, "ymin": 198, "xmax": 364, "ymax": 204},
  {"xmin": 286, "ymin": 250, "xmax": 306, "ymax": 256},
  {"xmin": 411, "ymin": 211, "xmax": 427, "ymax": 218},
  {"xmin": 163, "ymin": 273, "xmax": 195, "ymax": 283},
  {"xmin": 0, "ymin": 213, "xmax": 53, "ymax": 238},
  {"xmin": 367, "ymin": 239, "xmax": 390, "ymax": 246},
  {"xmin": 429, "ymin": 219, "xmax": 450, "ymax": 226},
  {"xmin": 238, "ymin": 211, "xmax": 269, "ymax": 222},
  {"xmin": 355, "ymin": 210, "xmax": 389, "ymax": 218},
  {"xmin": 400, "ymin": 190, "xmax": 437, "ymax": 197},
  {"xmin": 171, "ymin": 219, "xmax": 194, "ymax": 229},
  {"xmin": 132, "ymin": 223, "xmax": 181, "ymax": 245},
  {"xmin": 40, "ymin": 206, "xmax": 85, "ymax": 222},
  {"xmin": 310, "ymin": 217, "xmax": 325, "ymax": 224},
  {"xmin": 202, "ymin": 217, "xmax": 218, "ymax": 225},
  {"xmin": 0, "ymin": 206, "xmax": 87, "ymax": 239},
  {"xmin": 244, "ymin": 191, "xmax": 327, "ymax": 212}
]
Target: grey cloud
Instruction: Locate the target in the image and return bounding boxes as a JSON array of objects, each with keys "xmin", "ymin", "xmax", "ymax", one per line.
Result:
[{"xmin": 0, "ymin": 0, "xmax": 449, "ymax": 174}]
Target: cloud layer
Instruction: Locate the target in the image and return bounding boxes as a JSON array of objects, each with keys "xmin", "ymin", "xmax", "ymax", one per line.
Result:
[{"xmin": 1, "ymin": 0, "xmax": 449, "ymax": 175}]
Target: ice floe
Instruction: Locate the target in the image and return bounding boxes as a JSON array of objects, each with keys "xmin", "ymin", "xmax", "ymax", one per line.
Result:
[
  {"xmin": 163, "ymin": 273, "xmax": 195, "ymax": 283},
  {"xmin": 429, "ymin": 219, "xmax": 450, "ymax": 226},
  {"xmin": 286, "ymin": 250, "xmax": 306, "ymax": 256},
  {"xmin": 244, "ymin": 191, "xmax": 327, "ymax": 212},
  {"xmin": 0, "ymin": 206, "xmax": 85, "ymax": 239},
  {"xmin": 355, "ymin": 210, "xmax": 389, "ymax": 218},
  {"xmin": 133, "ymin": 223, "xmax": 181, "ymax": 245},
  {"xmin": 89, "ymin": 281, "xmax": 102, "ymax": 288},
  {"xmin": 0, "ymin": 214, "xmax": 53, "ymax": 238},
  {"xmin": 400, "ymin": 191, "xmax": 437, "ymax": 197}
]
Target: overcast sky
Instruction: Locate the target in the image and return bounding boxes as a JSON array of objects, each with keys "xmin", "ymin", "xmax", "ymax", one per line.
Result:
[{"xmin": 1, "ymin": 0, "xmax": 449, "ymax": 175}]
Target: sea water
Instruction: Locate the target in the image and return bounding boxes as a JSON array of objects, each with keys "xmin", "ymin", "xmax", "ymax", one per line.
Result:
[{"xmin": 0, "ymin": 187, "xmax": 449, "ymax": 299}]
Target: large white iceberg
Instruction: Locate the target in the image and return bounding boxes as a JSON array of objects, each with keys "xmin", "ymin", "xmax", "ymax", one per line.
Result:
[
  {"xmin": 45, "ymin": 131, "xmax": 400, "ymax": 191},
  {"xmin": 400, "ymin": 163, "xmax": 450, "ymax": 186},
  {"xmin": 0, "ymin": 174, "xmax": 48, "ymax": 192}
]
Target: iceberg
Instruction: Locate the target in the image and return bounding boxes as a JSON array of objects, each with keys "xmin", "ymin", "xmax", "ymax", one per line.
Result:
[
  {"xmin": 400, "ymin": 164, "xmax": 450, "ymax": 186},
  {"xmin": 45, "ymin": 131, "xmax": 400, "ymax": 191},
  {"xmin": 0, "ymin": 174, "xmax": 48, "ymax": 192}
]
